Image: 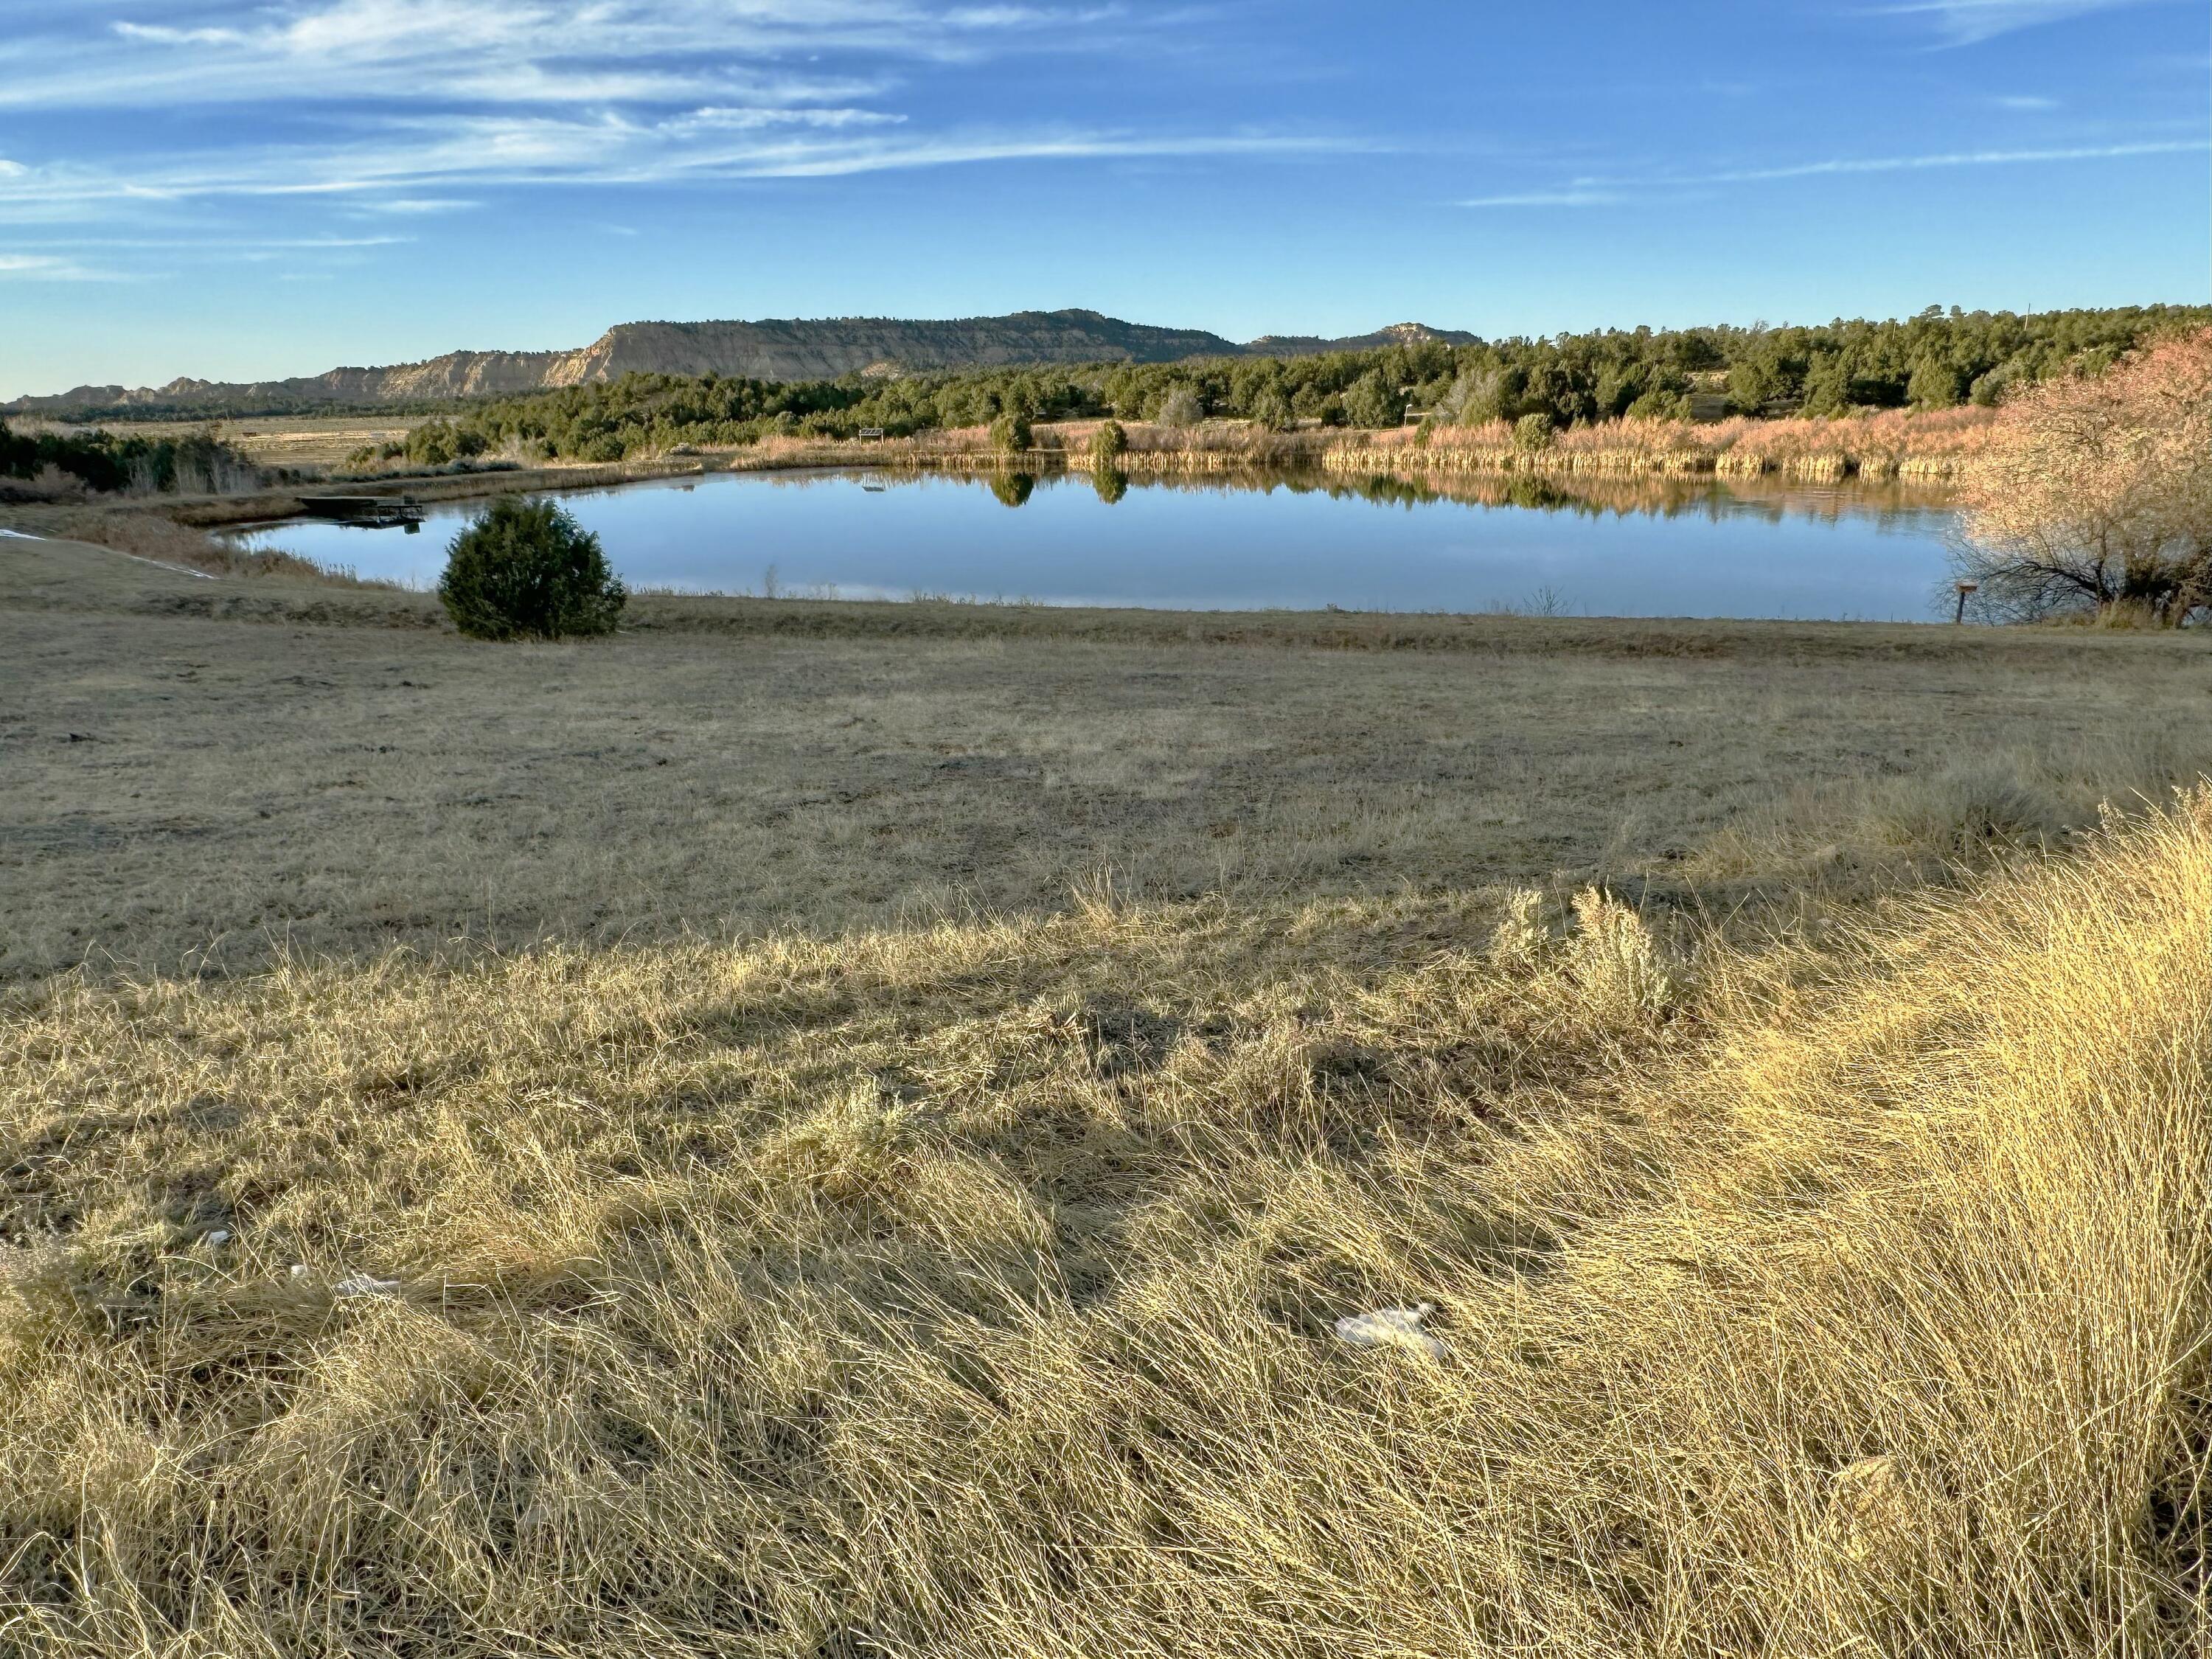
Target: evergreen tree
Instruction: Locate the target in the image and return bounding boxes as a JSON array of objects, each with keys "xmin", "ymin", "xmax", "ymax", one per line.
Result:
[{"xmin": 438, "ymin": 497, "xmax": 626, "ymax": 641}]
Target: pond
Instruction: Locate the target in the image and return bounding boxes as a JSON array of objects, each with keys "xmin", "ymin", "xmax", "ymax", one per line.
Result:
[{"xmin": 226, "ymin": 466, "xmax": 1964, "ymax": 622}]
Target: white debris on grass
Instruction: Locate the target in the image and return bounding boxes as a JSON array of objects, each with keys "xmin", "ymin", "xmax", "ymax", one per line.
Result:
[
  {"xmin": 202, "ymin": 1229, "xmax": 231, "ymax": 1246},
  {"xmin": 1333, "ymin": 1301, "xmax": 1449, "ymax": 1360},
  {"xmin": 287, "ymin": 1264, "xmax": 405, "ymax": 1298},
  {"xmin": 334, "ymin": 1273, "xmax": 405, "ymax": 1298}
]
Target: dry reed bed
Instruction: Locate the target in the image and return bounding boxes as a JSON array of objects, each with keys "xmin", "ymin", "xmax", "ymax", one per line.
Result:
[
  {"xmin": 722, "ymin": 427, "xmax": 1321, "ymax": 475},
  {"xmin": 725, "ymin": 410, "xmax": 1991, "ymax": 484},
  {"xmin": 703, "ymin": 413, "xmax": 1989, "ymax": 484},
  {"xmin": 4, "ymin": 790, "xmax": 2210, "ymax": 1655},
  {"xmin": 1324, "ymin": 408, "xmax": 1997, "ymax": 482}
]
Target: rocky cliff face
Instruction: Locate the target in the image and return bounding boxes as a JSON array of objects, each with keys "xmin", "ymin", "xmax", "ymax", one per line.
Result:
[{"xmin": 4, "ymin": 310, "xmax": 1472, "ymax": 417}]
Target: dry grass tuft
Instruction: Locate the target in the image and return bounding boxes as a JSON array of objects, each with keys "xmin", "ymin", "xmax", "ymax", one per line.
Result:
[
  {"xmin": 5, "ymin": 787, "xmax": 2211, "ymax": 1655},
  {"xmin": 1683, "ymin": 728, "xmax": 2212, "ymax": 892}
]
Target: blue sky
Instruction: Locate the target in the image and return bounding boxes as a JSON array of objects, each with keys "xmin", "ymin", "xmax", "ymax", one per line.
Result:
[{"xmin": 0, "ymin": 0, "xmax": 2205, "ymax": 397}]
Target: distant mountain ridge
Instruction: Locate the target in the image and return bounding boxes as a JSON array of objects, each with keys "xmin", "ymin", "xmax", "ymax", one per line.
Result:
[{"xmin": 7, "ymin": 310, "xmax": 1480, "ymax": 419}]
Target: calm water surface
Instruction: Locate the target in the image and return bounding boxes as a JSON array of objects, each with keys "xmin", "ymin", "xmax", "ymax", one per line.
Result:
[{"xmin": 228, "ymin": 467, "xmax": 1961, "ymax": 621}]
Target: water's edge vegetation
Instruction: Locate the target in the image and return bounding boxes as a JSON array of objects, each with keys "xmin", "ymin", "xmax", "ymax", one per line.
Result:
[{"xmin": 10, "ymin": 303, "xmax": 2203, "ymax": 495}]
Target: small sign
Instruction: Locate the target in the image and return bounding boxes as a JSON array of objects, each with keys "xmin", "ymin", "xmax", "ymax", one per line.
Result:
[{"xmin": 858, "ymin": 427, "xmax": 886, "ymax": 439}]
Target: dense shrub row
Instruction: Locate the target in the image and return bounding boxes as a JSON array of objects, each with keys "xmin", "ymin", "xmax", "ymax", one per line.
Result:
[{"xmin": 0, "ymin": 418, "xmax": 264, "ymax": 496}]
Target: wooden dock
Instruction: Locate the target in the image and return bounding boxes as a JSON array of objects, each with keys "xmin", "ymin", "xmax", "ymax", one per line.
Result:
[{"xmin": 297, "ymin": 495, "xmax": 426, "ymax": 529}]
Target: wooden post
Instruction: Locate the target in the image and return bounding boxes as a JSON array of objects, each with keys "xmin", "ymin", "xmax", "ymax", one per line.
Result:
[{"xmin": 1953, "ymin": 581, "xmax": 1978, "ymax": 624}]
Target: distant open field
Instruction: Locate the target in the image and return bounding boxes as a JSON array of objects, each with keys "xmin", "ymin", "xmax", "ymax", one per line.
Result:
[
  {"xmin": 7, "ymin": 532, "xmax": 2208, "ymax": 981},
  {"xmin": 7, "ymin": 413, "xmax": 418, "ymax": 472},
  {"xmin": 7, "ymin": 532, "xmax": 2212, "ymax": 1655}
]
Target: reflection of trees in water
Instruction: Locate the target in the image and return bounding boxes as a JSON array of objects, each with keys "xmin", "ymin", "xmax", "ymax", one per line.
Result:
[
  {"xmin": 763, "ymin": 460, "xmax": 1952, "ymax": 531},
  {"xmin": 1274, "ymin": 470, "xmax": 1945, "ymax": 529},
  {"xmin": 1332, "ymin": 470, "xmax": 1954, "ymax": 526},
  {"xmin": 1324, "ymin": 473, "xmax": 1582, "ymax": 513},
  {"xmin": 1057, "ymin": 465, "xmax": 1951, "ymax": 528}
]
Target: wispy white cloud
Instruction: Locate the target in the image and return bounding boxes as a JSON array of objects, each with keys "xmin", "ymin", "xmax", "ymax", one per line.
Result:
[
  {"xmin": 664, "ymin": 106, "xmax": 908, "ymax": 134},
  {"xmin": 9, "ymin": 234, "xmax": 409, "ymax": 249},
  {"xmin": 0, "ymin": 1, "xmax": 1345, "ymax": 241},
  {"xmin": 1659, "ymin": 138, "xmax": 2204, "ymax": 184},
  {"xmin": 357, "ymin": 197, "xmax": 479, "ymax": 214},
  {"xmin": 112, "ymin": 22, "xmax": 246, "ymax": 46},
  {"xmin": 0, "ymin": 111, "xmax": 1366, "ymax": 209},
  {"xmin": 0, "ymin": 252, "xmax": 119, "ymax": 279},
  {"xmin": 1874, "ymin": 0, "xmax": 2165, "ymax": 46},
  {"xmin": 0, "ymin": 2, "xmax": 1113, "ymax": 111},
  {"xmin": 1989, "ymin": 93, "xmax": 2061, "ymax": 109},
  {"xmin": 1460, "ymin": 136, "xmax": 2205, "ymax": 209},
  {"xmin": 1458, "ymin": 189, "xmax": 1625, "ymax": 208}
]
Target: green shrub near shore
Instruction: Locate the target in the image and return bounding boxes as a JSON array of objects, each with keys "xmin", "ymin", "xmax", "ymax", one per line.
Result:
[
  {"xmin": 437, "ymin": 495, "xmax": 626, "ymax": 640},
  {"xmin": 1088, "ymin": 417, "xmax": 1127, "ymax": 462},
  {"xmin": 988, "ymin": 409, "xmax": 1033, "ymax": 454}
]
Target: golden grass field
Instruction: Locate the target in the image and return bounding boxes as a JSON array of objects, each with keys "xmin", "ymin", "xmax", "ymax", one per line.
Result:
[{"xmin": 6, "ymin": 529, "xmax": 2212, "ymax": 1655}]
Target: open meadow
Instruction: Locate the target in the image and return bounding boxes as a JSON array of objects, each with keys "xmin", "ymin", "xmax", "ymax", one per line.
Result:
[
  {"xmin": 7, "ymin": 529, "xmax": 2212, "ymax": 1654},
  {"xmin": 2, "ymin": 415, "xmax": 420, "ymax": 475},
  {"xmin": 8, "ymin": 532, "xmax": 2211, "ymax": 981},
  {"xmin": 4, "ymin": 0, "xmax": 2207, "ymax": 1640}
]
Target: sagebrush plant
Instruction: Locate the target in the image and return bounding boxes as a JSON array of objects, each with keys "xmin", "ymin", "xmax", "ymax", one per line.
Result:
[
  {"xmin": 1565, "ymin": 883, "xmax": 1677, "ymax": 1022},
  {"xmin": 1488, "ymin": 886, "xmax": 1552, "ymax": 969},
  {"xmin": 6, "ymin": 793, "xmax": 2212, "ymax": 1655},
  {"xmin": 437, "ymin": 495, "xmax": 626, "ymax": 640}
]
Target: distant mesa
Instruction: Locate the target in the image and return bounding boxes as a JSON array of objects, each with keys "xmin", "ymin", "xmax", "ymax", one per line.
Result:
[
  {"xmin": 4, "ymin": 309, "xmax": 1480, "ymax": 419},
  {"xmin": 1248, "ymin": 321, "xmax": 1480, "ymax": 355}
]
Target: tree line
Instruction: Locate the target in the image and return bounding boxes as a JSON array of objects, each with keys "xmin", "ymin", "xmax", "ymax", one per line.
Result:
[
  {"xmin": 376, "ymin": 305, "xmax": 2208, "ymax": 465},
  {"xmin": 0, "ymin": 419, "xmax": 265, "ymax": 496}
]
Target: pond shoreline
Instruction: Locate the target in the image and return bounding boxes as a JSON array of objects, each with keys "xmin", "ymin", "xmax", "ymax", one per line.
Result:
[
  {"xmin": 6, "ymin": 439, "xmax": 1961, "ymax": 620},
  {"xmin": 19, "ymin": 421, "xmax": 1968, "ymax": 555},
  {"xmin": 208, "ymin": 458, "xmax": 1962, "ymax": 622}
]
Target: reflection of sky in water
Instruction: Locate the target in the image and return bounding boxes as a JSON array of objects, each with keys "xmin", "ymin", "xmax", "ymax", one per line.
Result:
[{"xmin": 226, "ymin": 469, "xmax": 1961, "ymax": 622}]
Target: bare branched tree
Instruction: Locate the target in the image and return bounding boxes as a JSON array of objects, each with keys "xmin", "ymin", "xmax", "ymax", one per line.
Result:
[
  {"xmin": 1154, "ymin": 386, "xmax": 1205, "ymax": 431},
  {"xmin": 1953, "ymin": 330, "xmax": 2212, "ymax": 625}
]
